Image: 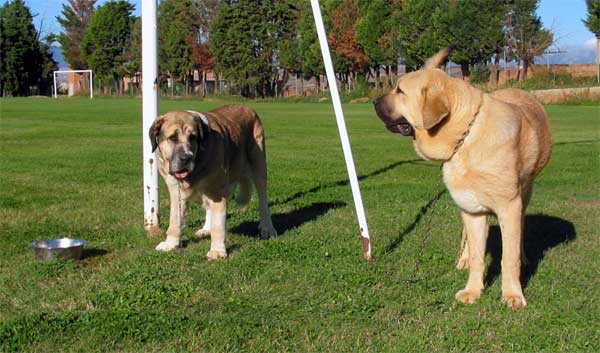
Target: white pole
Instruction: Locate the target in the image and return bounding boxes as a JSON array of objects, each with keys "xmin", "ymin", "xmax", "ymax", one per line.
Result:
[
  {"xmin": 310, "ymin": 0, "xmax": 372, "ymax": 260},
  {"xmin": 90, "ymin": 70, "xmax": 93, "ymax": 99},
  {"xmin": 53, "ymin": 71, "xmax": 57, "ymax": 98},
  {"xmin": 142, "ymin": 0, "xmax": 160, "ymax": 235}
]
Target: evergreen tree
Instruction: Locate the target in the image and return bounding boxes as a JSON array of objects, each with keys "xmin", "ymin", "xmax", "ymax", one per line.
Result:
[
  {"xmin": 438, "ymin": 0, "xmax": 506, "ymax": 79},
  {"xmin": 397, "ymin": 0, "xmax": 449, "ymax": 71},
  {"xmin": 56, "ymin": 0, "xmax": 97, "ymax": 70},
  {"xmin": 80, "ymin": 0, "xmax": 135, "ymax": 94},
  {"xmin": 296, "ymin": 1, "xmax": 324, "ymax": 93},
  {"xmin": 159, "ymin": 0, "xmax": 202, "ymax": 95},
  {"xmin": 210, "ymin": 0, "xmax": 295, "ymax": 97},
  {"xmin": 355, "ymin": 0, "xmax": 388, "ymax": 86},
  {"xmin": 0, "ymin": 0, "xmax": 53, "ymax": 96}
]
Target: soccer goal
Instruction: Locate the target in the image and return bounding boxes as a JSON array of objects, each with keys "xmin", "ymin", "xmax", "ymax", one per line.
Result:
[{"xmin": 53, "ymin": 70, "xmax": 93, "ymax": 98}]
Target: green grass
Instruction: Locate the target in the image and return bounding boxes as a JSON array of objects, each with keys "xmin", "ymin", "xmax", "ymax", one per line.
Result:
[{"xmin": 0, "ymin": 97, "xmax": 598, "ymax": 352}]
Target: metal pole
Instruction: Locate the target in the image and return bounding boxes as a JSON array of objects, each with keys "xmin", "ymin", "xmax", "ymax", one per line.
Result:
[
  {"xmin": 90, "ymin": 70, "xmax": 93, "ymax": 99},
  {"xmin": 53, "ymin": 71, "xmax": 57, "ymax": 98},
  {"xmin": 310, "ymin": 0, "xmax": 372, "ymax": 260},
  {"xmin": 142, "ymin": 0, "xmax": 160, "ymax": 235}
]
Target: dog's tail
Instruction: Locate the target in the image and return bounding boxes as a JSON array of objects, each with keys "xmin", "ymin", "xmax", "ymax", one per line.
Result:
[{"xmin": 235, "ymin": 177, "xmax": 253, "ymax": 205}]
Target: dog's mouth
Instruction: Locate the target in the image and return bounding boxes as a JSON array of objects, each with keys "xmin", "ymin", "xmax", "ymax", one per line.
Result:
[
  {"xmin": 173, "ymin": 169, "xmax": 190, "ymax": 179},
  {"xmin": 386, "ymin": 118, "xmax": 414, "ymax": 136}
]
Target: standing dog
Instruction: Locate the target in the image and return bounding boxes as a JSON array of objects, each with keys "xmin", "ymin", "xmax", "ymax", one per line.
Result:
[
  {"xmin": 149, "ymin": 104, "xmax": 277, "ymax": 260},
  {"xmin": 374, "ymin": 49, "xmax": 552, "ymax": 309}
]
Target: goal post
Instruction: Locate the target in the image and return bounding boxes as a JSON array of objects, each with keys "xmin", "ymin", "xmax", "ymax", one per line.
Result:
[{"xmin": 53, "ymin": 70, "xmax": 93, "ymax": 98}]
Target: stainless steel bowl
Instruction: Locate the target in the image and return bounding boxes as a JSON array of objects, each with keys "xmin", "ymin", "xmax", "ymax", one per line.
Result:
[{"xmin": 28, "ymin": 238, "xmax": 88, "ymax": 261}]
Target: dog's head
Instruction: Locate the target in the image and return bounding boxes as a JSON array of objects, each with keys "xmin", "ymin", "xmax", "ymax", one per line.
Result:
[
  {"xmin": 374, "ymin": 48, "xmax": 451, "ymax": 136},
  {"xmin": 149, "ymin": 110, "xmax": 209, "ymax": 180}
]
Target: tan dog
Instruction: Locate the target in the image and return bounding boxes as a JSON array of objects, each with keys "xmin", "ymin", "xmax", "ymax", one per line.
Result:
[
  {"xmin": 374, "ymin": 49, "xmax": 552, "ymax": 309},
  {"xmin": 149, "ymin": 104, "xmax": 277, "ymax": 260}
]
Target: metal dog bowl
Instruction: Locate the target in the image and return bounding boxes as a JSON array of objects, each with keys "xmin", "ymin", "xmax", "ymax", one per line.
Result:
[{"xmin": 28, "ymin": 238, "xmax": 87, "ymax": 261}]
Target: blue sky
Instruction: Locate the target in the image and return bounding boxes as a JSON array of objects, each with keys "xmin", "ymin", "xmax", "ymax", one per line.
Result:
[{"xmin": 11, "ymin": 0, "xmax": 599, "ymax": 64}]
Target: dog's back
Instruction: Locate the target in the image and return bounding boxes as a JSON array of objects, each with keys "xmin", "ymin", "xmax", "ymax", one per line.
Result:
[{"xmin": 491, "ymin": 88, "xmax": 553, "ymax": 180}]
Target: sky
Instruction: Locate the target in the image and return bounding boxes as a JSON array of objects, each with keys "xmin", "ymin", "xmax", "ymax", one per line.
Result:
[{"xmin": 8, "ymin": 0, "xmax": 599, "ymax": 64}]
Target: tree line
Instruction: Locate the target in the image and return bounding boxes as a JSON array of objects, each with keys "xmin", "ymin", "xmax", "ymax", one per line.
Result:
[{"xmin": 2, "ymin": 0, "xmax": 598, "ymax": 98}]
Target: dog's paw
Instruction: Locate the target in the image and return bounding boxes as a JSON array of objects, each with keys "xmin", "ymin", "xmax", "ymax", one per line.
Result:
[
  {"xmin": 194, "ymin": 228, "xmax": 211, "ymax": 238},
  {"xmin": 206, "ymin": 249, "xmax": 227, "ymax": 260},
  {"xmin": 259, "ymin": 222, "xmax": 277, "ymax": 239},
  {"xmin": 455, "ymin": 289, "xmax": 481, "ymax": 304},
  {"xmin": 502, "ymin": 292, "xmax": 527, "ymax": 310},
  {"xmin": 155, "ymin": 238, "xmax": 180, "ymax": 251},
  {"xmin": 456, "ymin": 258, "xmax": 469, "ymax": 270}
]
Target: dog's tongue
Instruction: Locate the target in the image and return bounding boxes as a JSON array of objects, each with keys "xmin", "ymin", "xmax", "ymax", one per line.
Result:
[{"xmin": 175, "ymin": 171, "xmax": 189, "ymax": 179}]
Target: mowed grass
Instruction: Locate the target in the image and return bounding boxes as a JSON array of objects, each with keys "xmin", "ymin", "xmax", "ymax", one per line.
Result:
[{"xmin": 0, "ymin": 97, "xmax": 598, "ymax": 352}]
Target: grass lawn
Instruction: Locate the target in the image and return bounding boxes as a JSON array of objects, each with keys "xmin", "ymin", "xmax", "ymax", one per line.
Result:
[{"xmin": 0, "ymin": 97, "xmax": 598, "ymax": 352}]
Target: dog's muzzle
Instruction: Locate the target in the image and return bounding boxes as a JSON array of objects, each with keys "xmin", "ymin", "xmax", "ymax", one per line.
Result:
[
  {"xmin": 170, "ymin": 148, "xmax": 194, "ymax": 179},
  {"xmin": 373, "ymin": 97, "xmax": 414, "ymax": 137}
]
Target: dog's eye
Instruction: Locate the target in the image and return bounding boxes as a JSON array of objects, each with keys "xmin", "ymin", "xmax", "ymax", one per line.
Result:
[
  {"xmin": 169, "ymin": 135, "xmax": 177, "ymax": 142},
  {"xmin": 189, "ymin": 134, "xmax": 196, "ymax": 141},
  {"xmin": 396, "ymin": 87, "xmax": 404, "ymax": 94}
]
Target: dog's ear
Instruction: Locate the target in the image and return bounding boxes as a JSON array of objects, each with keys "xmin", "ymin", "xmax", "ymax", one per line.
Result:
[
  {"xmin": 419, "ymin": 86, "xmax": 449, "ymax": 130},
  {"xmin": 149, "ymin": 116, "xmax": 165, "ymax": 152},
  {"xmin": 423, "ymin": 48, "xmax": 450, "ymax": 70}
]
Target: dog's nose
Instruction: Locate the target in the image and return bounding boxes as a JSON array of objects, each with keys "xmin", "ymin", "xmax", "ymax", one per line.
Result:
[{"xmin": 179, "ymin": 151, "xmax": 193, "ymax": 163}]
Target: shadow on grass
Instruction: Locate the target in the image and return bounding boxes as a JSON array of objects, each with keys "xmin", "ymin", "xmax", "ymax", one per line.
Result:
[
  {"xmin": 79, "ymin": 248, "xmax": 109, "ymax": 265},
  {"xmin": 270, "ymin": 159, "xmax": 429, "ymax": 206},
  {"xmin": 383, "ymin": 189, "xmax": 446, "ymax": 255},
  {"xmin": 231, "ymin": 201, "xmax": 346, "ymax": 237},
  {"xmin": 553, "ymin": 139, "xmax": 598, "ymax": 146},
  {"xmin": 485, "ymin": 214, "xmax": 576, "ymax": 288}
]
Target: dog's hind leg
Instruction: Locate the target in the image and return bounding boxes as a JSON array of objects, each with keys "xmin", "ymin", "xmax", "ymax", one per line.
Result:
[
  {"xmin": 195, "ymin": 195, "xmax": 211, "ymax": 238},
  {"xmin": 519, "ymin": 186, "xmax": 533, "ymax": 266},
  {"xmin": 248, "ymin": 121, "xmax": 277, "ymax": 238},
  {"xmin": 456, "ymin": 226, "xmax": 470, "ymax": 270},
  {"xmin": 235, "ymin": 176, "xmax": 253, "ymax": 206},
  {"xmin": 455, "ymin": 212, "xmax": 489, "ymax": 304}
]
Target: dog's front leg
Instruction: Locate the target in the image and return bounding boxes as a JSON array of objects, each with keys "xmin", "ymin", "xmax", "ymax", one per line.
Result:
[
  {"xmin": 498, "ymin": 199, "xmax": 527, "ymax": 309},
  {"xmin": 156, "ymin": 182, "xmax": 187, "ymax": 251},
  {"xmin": 206, "ymin": 196, "xmax": 227, "ymax": 260},
  {"xmin": 455, "ymin": 212, "xmax": 488, "ymax": 304}
]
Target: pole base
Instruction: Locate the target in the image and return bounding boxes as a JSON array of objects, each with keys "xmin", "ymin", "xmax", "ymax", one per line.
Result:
[
  {"xmin": 144, "ymin": 224, "xmax": 163, "ymax": 237},
  {"xmin": 362, "ymin": 237, "xmax": 373, "ymax": 260}
]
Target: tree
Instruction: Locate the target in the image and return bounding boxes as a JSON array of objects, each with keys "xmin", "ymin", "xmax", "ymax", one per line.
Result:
[
  {"xmin": 397, "ymin": 0, "xmax": 449, "ymax": 71},
  {"xmin": 190, "ymin": 0, "xmax": 218, "ymax": 95},
  {"xmin": 438, "ymin": 0, "xmax": 506, "ymax": 80},
  {"xmin": 159, "ymin": 0, "xmax": 198, "ymax": 96},
  {"xmin": 0, "ymin": 0, "xmax": 55, "ymax": 96},
  {"xmin": 210, "ymin": 0, "xmax": 295, "ymax": 97},
  {"xmin": 56, "ymin": 0, "xmax": 97, "ymax": 70},
  {"xmin": 328, "ymin": 0, "xmax": 367, "ymax": 85},
  {"xmin": 355, "ymin": 0, "xmax": 400, "ymax": 88},
  {"xmin": 505, "ymin": 0, "xmax": 553, "ymax": 80},
  {"xmin": 296, "ymin": 1, "xmax": 324, "ymax": 94},
  {"xmin": 583, "ymin": 0, "xmax": 600, "ymax": 81},
  {"xmin": 80, "ymin": 0, "xmax": 135, "ymax": 94}
]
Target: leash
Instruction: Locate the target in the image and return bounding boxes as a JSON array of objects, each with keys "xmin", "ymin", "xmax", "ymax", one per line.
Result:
[{"xmin": 401, "ymin": 166, "xmax": 446, "ymax": 284}]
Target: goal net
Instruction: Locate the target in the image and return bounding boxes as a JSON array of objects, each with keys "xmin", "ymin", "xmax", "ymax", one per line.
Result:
[{"xmin": 53, "ymin": 70, "xmax": 93, "ymax": 98}]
